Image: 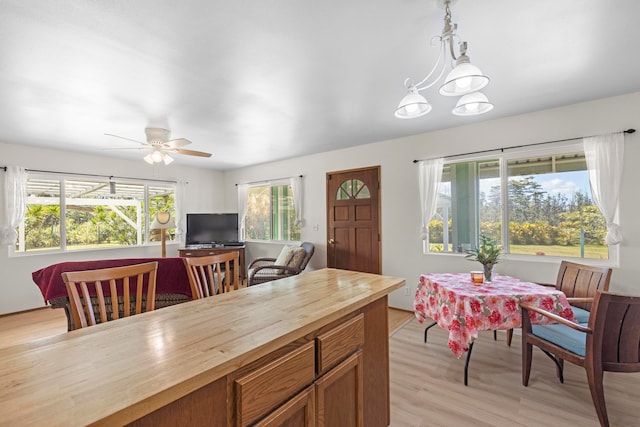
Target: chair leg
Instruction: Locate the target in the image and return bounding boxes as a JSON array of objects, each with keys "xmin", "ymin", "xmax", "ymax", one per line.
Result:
[
  {"xmin": 556, "ymin": 358, "xmax": 564, "ymax": 383},
  {"xmin": 522, "ymin": 337, "xmax": 533, "ymax": 386},
  {"xmin": 506, "ymin": 328, "xmax": 513, "ymax": 347},
  {"xmin": 586, "ymin": 363, "xmax": 609, "ymax": 427},
  {"xmin": 540, "ymin": 350, "xmax": 564, "ymax": 383}
]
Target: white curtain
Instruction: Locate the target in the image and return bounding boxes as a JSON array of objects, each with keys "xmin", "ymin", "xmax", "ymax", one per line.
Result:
[
  {"xmin": 237, "ymin": 183, "xmax": 249, "ymax": 241},
  {"xmin": 290, "ymin": 176, "xmax": 303, "ymax": 226},
  {"xmin": 418, "ymin": 158, "xmax": 444, "ymax": 240},
  {"xmin": 174, "ymin": 180, "xmax": 188, "ymax": 246},
  {"xmin": 584, "ymin": 132, "xmax": 625, "ymax": 245},
  {"xmin": 0, "ymin": 166, "xmax": 27, "ymax": 246}
]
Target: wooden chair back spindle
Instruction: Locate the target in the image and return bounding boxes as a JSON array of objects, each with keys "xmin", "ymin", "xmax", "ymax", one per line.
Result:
[
  {"xmin": 183, "ymin": 252, "xmax": 240, "ymax": 299},
  {"xmin": 555, "ymin": 261, "xmax": 612, "ymax": 310},
  {"xmin": 62, "ymin": 262, "xmax": 158, "ymax": 329}
]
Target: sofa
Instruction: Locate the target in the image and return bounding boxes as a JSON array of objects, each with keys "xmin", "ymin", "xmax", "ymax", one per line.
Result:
[{"xmin": 32, "ymin": 257, "xmax": 192, "ymax": 330}]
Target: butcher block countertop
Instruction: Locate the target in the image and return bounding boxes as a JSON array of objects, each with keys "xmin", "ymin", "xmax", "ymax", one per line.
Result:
[{"xmin": 0, "ymin": 268, "xmax": 404, "ymax": 426}]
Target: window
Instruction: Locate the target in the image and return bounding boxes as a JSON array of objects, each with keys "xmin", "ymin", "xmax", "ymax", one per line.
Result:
[
  {"xmin": 245, "ymin": 182, "xmax": 300, "ymax": 242},
  {"xmin": 15, "ymin": 173, "xmax": 175, "ymax": 253},
  {"xmin": 427, "ymin": 144, "xmax": 611, "ymax": 260}
]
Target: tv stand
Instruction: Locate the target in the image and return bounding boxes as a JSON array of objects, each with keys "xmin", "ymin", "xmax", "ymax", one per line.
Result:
[{"xmin": 179, "ymin": 245, "xmax": 246, "ymax": 282}]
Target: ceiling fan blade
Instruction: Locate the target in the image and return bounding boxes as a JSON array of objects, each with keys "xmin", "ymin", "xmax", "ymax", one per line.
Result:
[
  {"xmin": 166, "ymin": 138, "xmax": 192, "ymax": 148},
  {"xmin": 104, "ymin": 133, "xmax": 146, "ymax": 145},
  {"xmin": 172, "ymin": 148, "xmax": 212, "ymax": 158},
  {"xmin": 102, "ymin": 147, "xmax": 149, "ymax": 151}
]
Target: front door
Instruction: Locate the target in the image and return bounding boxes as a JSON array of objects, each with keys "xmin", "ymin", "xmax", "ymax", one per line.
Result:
[{"xmin": 326, "ymin": 166, "xmax": 381, "ymax": 274}]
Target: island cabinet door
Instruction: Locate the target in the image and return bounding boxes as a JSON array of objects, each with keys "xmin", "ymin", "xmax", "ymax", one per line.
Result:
[
  {"xmin": 253, "ymin": 386, "xmax": 316, "ymax": 427},
  {"xmin": 233, "ymin": 342, "xmax": 316, "ymax": 427},
  {"xmin": 315, "ymin": 351, "xmax": 364, "ymax": 427}
]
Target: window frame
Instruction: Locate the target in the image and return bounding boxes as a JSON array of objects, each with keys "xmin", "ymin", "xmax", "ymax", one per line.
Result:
[
  {"xmin": 425, "ymin": 141, "xmax": 619, "ymax": 266},
  {"xmin": 243, "ymin": 179, "xmax": 301, "ymax": 244},
  {"xmin": 11, "ymin": 172, "xmax": 177, "ymax": 256}
]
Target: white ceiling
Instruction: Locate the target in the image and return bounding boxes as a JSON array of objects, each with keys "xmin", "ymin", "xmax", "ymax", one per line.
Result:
[{"xmin": 2, "ymin": 0, "xmax": 640, "ymax": 170}]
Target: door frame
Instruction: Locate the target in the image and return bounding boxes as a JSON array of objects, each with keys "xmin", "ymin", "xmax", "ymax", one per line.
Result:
[{"xmin": 326, "ymin": 166, "xmax": 381, "ymax": 274}]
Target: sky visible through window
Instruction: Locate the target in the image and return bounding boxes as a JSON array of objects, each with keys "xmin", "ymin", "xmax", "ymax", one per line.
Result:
[{"xmin": 467, "ymin": 171, "xmax": 592, "ymax": 199}]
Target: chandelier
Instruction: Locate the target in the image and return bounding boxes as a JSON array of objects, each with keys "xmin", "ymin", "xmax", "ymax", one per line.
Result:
[{"xmin": 395, "ymin": 0, "xmax": 493, "ymax": 119}]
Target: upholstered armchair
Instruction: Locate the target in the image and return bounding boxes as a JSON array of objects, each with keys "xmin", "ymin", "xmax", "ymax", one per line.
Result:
[{"xmin": 248, "ymin": 242, "xmax": 314, "ymax": 286}]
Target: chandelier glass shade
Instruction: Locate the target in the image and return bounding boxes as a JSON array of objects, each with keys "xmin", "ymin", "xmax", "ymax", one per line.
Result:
[
  {"xmin": 395, "ymin": 0, "xmax": 493, "ymax": 118},
  {"xmin": 452, "ymin": 91, "xmax": 494, "ymax": 116},
  {"xmin": 395, "ymin": 87, "xmax": 432, "ymax": 119},
  {"xmin": 439, "ymin": 55, "xmax": 489, "ymax": 96}
]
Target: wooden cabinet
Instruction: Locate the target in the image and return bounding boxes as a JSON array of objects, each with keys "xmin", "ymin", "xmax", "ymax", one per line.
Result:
[
  {"xmin": 316, "ymin": 351, "xmax": 363, "ymax": 427},
  {"xmin": 233, "ymin": 314, "xmax": 365, "ymax": 427},
  {"xmin": 179, "ymin": 246, "xmax": 246, "ymax": 281},
  {"xmin": 254, "ymin": 386, "xmax": 316, "ymax": 427},
  {"xmin": 2, "ymin": 269, "xmax": 403, "ymax": 427},
  {"xmin": 235, "ymin": 342, "xmax": 316, "ymax": 426}
]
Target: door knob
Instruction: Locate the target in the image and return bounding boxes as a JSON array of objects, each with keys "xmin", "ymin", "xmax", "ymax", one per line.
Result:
[{"xmin": 328, "ymin": 239, "xmax": 335, "ymax": 244}]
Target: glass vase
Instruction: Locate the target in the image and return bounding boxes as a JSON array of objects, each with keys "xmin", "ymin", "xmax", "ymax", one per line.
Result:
[{"xmin": 483, "ymin": 264, "xmax": 493, "ymax": 282}]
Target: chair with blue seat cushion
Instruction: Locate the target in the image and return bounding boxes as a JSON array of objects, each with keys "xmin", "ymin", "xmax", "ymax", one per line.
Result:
[
  {"xmin": 554, "ymin": 260, "xmax": 612, "ymax": 312},
  {"xmin": 520, "ymin": 291, "xmax": 640, "ymax": 427},
  {"xmin": 505, "ymin": 261, "xmax": 611, "ymax": 346}
]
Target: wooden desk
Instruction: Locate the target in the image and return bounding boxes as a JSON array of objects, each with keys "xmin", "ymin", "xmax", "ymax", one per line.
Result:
[
  {"xmin": 179, "ymin": 245, "xmax": 246, "ymax": 281},
  {"xmin": 0, "ymin": 269, "xmax": 404, "ymax": 427}
]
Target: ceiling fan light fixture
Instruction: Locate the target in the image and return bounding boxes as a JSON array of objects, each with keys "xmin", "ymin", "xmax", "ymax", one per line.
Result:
[
  {"xmin": 106, "ymin": 128, "xmax": 212, "ymax": 164},
  {"xmin": 452, "ymin": 91, "xmax": 494, "ymax": 116},
  {"xmin": 162, "ymin": 153, "xmax": 174, "ymax": 165},
  {"xmin": 151, "ymin": 150, "xmax": 163, "ymax": 163}
]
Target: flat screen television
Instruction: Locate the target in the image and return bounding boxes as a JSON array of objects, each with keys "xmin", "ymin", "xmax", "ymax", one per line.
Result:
[{"xmin": 186, "ymin": 213, "xmax": 240, "ymax": 245}]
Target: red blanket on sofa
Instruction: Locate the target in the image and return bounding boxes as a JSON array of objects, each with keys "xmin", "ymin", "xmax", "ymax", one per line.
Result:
[{"xmin": 32, "ymin": 257, "xmax": 192, "ymax": 303}]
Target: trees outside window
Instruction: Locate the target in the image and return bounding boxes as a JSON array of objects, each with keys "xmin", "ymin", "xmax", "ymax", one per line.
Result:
[
  {"xmin": 15, "ymin": 174, "xmax": 175, "ymax": 253},
  {"xmin": 427, "ymin": 147, "xmax": 610, "ymax": 260},
  {"xmin": 245, "ymin": 183, "xmax": 300, "ymax": 242}
]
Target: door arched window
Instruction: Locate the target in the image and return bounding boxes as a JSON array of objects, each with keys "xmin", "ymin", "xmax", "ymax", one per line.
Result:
[{"xmin": 336, "ymin": 179, "xmax": 370, "ymax": 200}]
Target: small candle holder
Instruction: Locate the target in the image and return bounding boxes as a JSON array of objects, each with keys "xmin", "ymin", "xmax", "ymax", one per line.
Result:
[{"xmin": 470, "ymin": 271, "xmax": 484, "ymax": 284}]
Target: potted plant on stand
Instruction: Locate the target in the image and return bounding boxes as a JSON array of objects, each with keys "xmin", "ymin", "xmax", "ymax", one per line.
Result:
[{"xmin": 465, "ymin": 235, "xmax": 502, "ymax": 282}]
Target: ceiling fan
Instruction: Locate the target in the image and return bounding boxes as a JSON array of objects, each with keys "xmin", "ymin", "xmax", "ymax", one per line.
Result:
[{"xmin": 105, "ymin": 128, "xmax": 212, "ymax": 165}]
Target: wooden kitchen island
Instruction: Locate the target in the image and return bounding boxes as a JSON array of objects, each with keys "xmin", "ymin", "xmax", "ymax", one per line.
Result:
[{"xmin": 0, "ymin": 268, "xmax": 404, "ymax": 427}]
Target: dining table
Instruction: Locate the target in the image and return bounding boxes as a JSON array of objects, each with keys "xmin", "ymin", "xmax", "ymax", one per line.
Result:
[{"xmin": 413, "ymin": 272, "xmax": 576, "ymax": 385}]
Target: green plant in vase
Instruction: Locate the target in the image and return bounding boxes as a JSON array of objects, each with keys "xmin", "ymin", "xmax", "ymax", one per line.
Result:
[{"xmin": 465, "ymin": 235, "xmax": 502, "ymax": 282}]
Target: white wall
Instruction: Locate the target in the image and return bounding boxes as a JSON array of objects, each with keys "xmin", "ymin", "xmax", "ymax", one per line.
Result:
[
  {"xmin": 3, "ymin": 92, "xmax": 639, "ymax": 315},
  {"xmin": 0, "ymin": 142, "xmax": 224, "ymax": 314},
  {"xmin": 225, "ymin": 92, "xmax": 640, "ymax": 310}
]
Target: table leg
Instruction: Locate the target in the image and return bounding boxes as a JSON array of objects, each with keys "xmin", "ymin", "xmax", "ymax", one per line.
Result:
[
  {"xmin": 464, "ymin": 341, "xmax": 474, "ymax": 386},
  {"xmin": 423, "ymin": 321, "xmax": 438, "ymax": 343}
]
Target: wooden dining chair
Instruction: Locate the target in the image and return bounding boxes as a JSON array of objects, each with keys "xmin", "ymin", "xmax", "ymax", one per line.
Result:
[
  {"xmin": 183, "ymin": 251, "xmax": 240, "ymax": 299},
  {"xmin": 62, "ymin": 261, "xmax": 158, "ymax": 329},
  {"xmin": 505, "ymin": 260, "xmax": 612, "ymax": 346},
  {"xmin": 520, "ymin": 291, "xmax": 640, "ymax": 427}
]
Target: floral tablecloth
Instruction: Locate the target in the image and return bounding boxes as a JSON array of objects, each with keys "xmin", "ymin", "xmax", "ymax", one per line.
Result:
[{"xmin": 413, "ymin": 273, "xmax": 575, "ymax": 358}]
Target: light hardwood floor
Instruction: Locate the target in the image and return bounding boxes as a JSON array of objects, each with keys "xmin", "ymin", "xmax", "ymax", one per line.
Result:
[
  {"xmin": 1, "ymin": 307, "xmax": 638, "ymax": 426},
  {"xmin": 390, "ymin": 319, "xmax": 640, "ymax": 426},
  {"xmin": 0, "ymin": 307, "xmax": 67, "ymax": 349}
]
